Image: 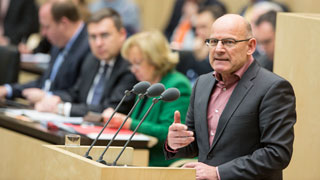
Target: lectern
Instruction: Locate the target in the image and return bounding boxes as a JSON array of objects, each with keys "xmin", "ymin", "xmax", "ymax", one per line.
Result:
[{"xmin": 42, "ymin": 145, "xmax": 195, "ymax": 180}]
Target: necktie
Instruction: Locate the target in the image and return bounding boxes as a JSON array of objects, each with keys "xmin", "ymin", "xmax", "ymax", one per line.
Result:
[
  {"xmin": 42, "ymin": 49, "xmax": 66, "ymax": 91},
  {"xmin": 91, "ymin": 64, "xmax": 108, "ymax": 105}
]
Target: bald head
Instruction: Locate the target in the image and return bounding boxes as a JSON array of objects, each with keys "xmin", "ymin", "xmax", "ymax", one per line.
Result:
[
  {"xmin": 212, "ymin": 14, "xmax": 253, "ymax": 39},
  {"xmin": 207, "ymin": 14, "xmax": 256, "ymax": 79}
]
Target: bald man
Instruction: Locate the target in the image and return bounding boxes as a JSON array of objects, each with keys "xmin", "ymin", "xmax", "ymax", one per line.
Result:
[{"xmin": 165, "ymin": 14, "xmax": 296, "ymax": 180}]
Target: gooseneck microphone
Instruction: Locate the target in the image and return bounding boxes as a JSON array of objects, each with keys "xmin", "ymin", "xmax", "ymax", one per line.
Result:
[
  {"xmin": 83, "ymin": 81, "xmax": 150, "ymax": 159},
  {"xmin": 96, "ymin": 83, "xmax": 165, "ymax": 165},
  {"xmin": 112, "ymin": 88, "xmax": 180, "ymax": 166}
]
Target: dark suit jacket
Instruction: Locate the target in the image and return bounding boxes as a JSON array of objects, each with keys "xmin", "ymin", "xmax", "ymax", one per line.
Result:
[
  {"xmin": 54, "ymin": 53, "xmax": 137, "ymax": 117},
  {"xmin": 3, "ymin": 0, "xmax": 39, "ymax": 45},
  {"xmin": 165, "ymin": 60, "xmax": 296, "ymax": 179},
  {"xmin": 11, "ymin": 25, "xmax": 90, "ymax": 98}
]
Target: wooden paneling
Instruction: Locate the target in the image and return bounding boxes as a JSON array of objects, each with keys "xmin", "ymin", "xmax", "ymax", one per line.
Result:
[
  {"xmin": 274, "ymin": 13, "xmax": 320, "ymax": 179},
  {"xmin": 0, "ymin": 127, "xmax": 49, "ymax": 179}
]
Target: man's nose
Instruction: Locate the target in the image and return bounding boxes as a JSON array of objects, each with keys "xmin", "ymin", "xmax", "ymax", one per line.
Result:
[
  {"xmin": 94, "ymin": 36, "xmax": 103, "ymax": 46},
  {"xmin": 215, "ymin": 41, "xmax": 225, "ymax": 52}
]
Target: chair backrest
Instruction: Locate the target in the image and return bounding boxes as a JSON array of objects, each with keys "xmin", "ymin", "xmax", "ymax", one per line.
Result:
[{"xmin": 0, "ymin": 45, "xmax": 20, "ymax": 85}]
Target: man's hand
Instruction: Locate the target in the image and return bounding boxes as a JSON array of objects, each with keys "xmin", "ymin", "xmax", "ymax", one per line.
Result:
[
  {"xmin": 35, "ymin": 95, "xmax": 61, "ymax": 113},
  {"xmin": 102, "ymin": 108, "xmax": 131, "ymax": 129},
  {"xmin": 18, "ymin": 42, "xmax": 32, "ymax": 54},
  {"xmin": 22, "ymin": 88, "xmax": 46, "ymax": 103},
  {"xmin": 0, "ymin": 86, "xmax": 8, "ymax": 99},
  {"xmin": 167, "ymin": 111, "xmax": 195, "ymax": 150},
  {"xmin": 183, "ymin": 162, "xmax": 218, "ymax": 180}
]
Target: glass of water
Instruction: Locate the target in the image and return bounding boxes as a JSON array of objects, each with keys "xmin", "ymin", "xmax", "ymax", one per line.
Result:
[{"xmin": 65, "ymin": 134, "xmax": 81, "ymax": 147}]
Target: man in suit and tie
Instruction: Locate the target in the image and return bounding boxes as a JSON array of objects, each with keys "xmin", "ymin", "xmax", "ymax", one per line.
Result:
[
  {"xmin": 165, "ymin": 14, "xmax": 296, "ymax": 179},
  {"xmin": 0, "ymin": 0, "xmax": 90, "ymax": 103},
  {"xmin": 35, "ymin": 8, "xmax": 137, "ymax": 117}
]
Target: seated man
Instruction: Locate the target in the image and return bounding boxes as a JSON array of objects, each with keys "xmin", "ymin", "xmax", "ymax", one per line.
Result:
[
  {"xmin": 255, "ymin": 10, "xmax": 277, "ymax": 72},
  {"xmin": 35, "ymin": 8, "xmax": 137, "ymax": 117},
  {"xmin": 176, "ymin": 5, "xmax": 225, "ymax": 84},
  {"xmin": 0, "ymin": 1, "xmax": 90, "ymax": 103}
]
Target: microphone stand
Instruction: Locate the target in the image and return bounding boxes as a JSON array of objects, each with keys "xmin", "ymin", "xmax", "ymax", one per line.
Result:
[
  {"xmin": 112, "ymin": 98, "xmax": 160, "ymax": 166},
  {"xmin": 83, "ymin": 90, "xmax": 131, "ymax": 159},
  {"xmin": 112, "ymin": 87, "xmax": 181, "ymax": 165},
  {"xmin": 84, "ymin": 81, "xmax": 150, "ymax": 159},
  {"xmin": 96, "ymin": 94, "xmax": 145, "ymax": 165}
]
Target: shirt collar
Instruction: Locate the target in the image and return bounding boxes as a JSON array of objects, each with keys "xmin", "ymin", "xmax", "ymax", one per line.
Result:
[
  {"xmin": 63, "ymin": 22, "xmax": 85, "ymax": 53},
  {"xmin": 100, "ymin": 57, "xmax": 115, "ymax": 68}
]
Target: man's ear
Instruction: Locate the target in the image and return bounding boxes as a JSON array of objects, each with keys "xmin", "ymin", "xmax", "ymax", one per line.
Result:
[
  {"xmin": 247, "ymin": 38, "xmax": 257, "ymax": 55},
  {"xmin": 58, "ymin": 16, "xmax": 69, "ymax": 26},
  {"xmin": 119, "ymin": 28, "xmax": 127, "ymax": 42}
]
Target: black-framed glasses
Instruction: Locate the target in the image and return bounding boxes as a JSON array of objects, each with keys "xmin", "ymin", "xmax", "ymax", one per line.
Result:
[{"xmin": 205, "ymin": 38, "xmax": 252, "ymax": 48}]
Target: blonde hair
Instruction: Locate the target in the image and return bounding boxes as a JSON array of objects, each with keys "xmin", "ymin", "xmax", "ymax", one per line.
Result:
[{"xmin": 122, "ymin": 31, "xmax": 179, "ymax": 78}]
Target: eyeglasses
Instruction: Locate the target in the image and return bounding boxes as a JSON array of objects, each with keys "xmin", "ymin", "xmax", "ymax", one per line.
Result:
[{"xmin": 205, "ymin": 38, "xmax": 252, "ymax": 48}]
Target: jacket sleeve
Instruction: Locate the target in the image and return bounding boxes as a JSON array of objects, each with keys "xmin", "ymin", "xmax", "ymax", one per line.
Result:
[{"xmin": 164, "ymin": 77, "xmax": 199, "ymax": 159}]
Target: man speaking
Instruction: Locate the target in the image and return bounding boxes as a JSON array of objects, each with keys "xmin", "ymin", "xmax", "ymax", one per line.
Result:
[{"xmin": 165, "ymin": 14, "xmax": 296, "ymax": 180}]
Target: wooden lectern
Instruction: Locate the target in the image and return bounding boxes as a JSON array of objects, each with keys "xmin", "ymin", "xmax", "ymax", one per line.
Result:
[{"xmin": 42, "ymin": 145, "xmax": 196, "ymax": 180}]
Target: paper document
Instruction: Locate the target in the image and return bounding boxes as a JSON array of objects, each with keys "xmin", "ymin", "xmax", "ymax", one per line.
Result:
[
  {"xmin": 66, "ymin": 124, "xmax": 150, "ymax": 141},
  {"xmin": 1, "ymin": 108, "xmax": 83, "ymax": 124},
  {"xmin": 87, "ymin": 133, "xmax": 150, "ymax": 141},
  {"xmin": 20, "ymin": 53, "xmax": 50, "ymax": 63}
]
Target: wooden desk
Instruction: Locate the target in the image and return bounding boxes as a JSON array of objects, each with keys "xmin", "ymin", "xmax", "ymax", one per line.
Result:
[
  {"xmin": 0, "ymin": 112, "xmax": 151, "ymax": 179},
  {"xmin": 0, "ymin": 113, "xmax": 151, "ymax": 148}
]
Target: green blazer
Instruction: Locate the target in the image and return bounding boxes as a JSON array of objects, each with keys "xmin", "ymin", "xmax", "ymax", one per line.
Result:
[{"xmin": 130, "ymin": 71, "xmax": 192, "ymax": 166}]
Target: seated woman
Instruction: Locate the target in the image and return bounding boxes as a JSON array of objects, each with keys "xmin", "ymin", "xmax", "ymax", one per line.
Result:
[{"xmin": 102, "ymin": 31, "xmax": 192, "ymax": 167}]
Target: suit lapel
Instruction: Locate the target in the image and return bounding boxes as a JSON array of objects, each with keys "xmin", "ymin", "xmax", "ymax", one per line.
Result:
[
  {"xmin": 209, "ymin": 61, "xmax": 260, "ymax": 152},
  {"xmin": 101, "ymin": 55, "xmax": 122, "ymax": 98},
  {"xmin": 198, "ymin": 74, "xmax": 216, "ymax": 151},
  {"xmin": 43, "ymin": 47, "xmax": 59, "ymax": 84},
  {"xmin": 53, "ymin": 24, "xmax": 87, "ymax": 84},
  {"xmin": 90, "ymin": 57, "xmax": 100, "ymax": 85},
  {"xmin": 83, "ymin": 57, "xmax": 100, "ymax": 97}
]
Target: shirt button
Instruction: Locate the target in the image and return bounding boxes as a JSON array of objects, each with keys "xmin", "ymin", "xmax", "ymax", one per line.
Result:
[
  {"xmin": 215, "ymin": 109, "xmax": 219, "ymax": 113},
  {"xmin": 223, "ymin": 88, "xmax": 227, "ymax": 91},
  {"xmin": 210, "ymin": 131, "xmax": 215, "ymax": 136}
]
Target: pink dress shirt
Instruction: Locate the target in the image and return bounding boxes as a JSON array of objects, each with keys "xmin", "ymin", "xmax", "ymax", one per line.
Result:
[{"xmin": 208, "ymin": 58, "xmax": 254, "ymax": 179}]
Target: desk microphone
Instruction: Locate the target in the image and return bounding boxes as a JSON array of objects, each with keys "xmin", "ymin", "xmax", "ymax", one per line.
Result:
[
  {"xmin": 84, "ymin": 81, "xmax": 150, "ymax": 159},
  {"xmin": 112, "ymin": 88, "xmax": 180, "ymax": 166},
  {"xmin": 96, "ymin": 83, "xmax": 165, "ymax": 165}
]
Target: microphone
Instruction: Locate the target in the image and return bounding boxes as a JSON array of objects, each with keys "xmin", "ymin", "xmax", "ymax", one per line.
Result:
[
  {"xmin": 130, "ymin": 81, "xmax": 151, "ymax": 95},
  {"xmin": 96, "ymin": 83, "xmax": 165, "ymax": 165},
  {"xmin": 112, "ymin": 88, "xmax": 180, "ymax": 166},
  {"xmin": 83, "ymin": 81, "xmax": 150, "ymax": 159}
]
